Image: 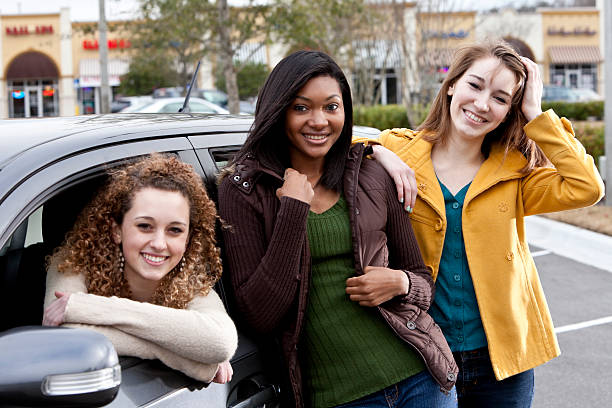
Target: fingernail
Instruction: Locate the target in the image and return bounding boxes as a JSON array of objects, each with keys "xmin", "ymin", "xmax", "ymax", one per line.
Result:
[
  {"xmin": 405, "ymin": 205, "xmax": 411, "ymax": 212},
  {"xmin": 399, "ymin": 197, "xmax": 404, "ymax": 203},
  {"xmin": 409, "ymin": 207, "xmax": 413, "ymax": 213}
]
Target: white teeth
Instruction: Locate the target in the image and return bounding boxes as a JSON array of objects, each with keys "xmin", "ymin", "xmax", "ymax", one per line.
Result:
[
  {"xmin": 143, "ymin": 253, "xmax": 165, "ymax": 263},
  {"xmin": 465, "ymin": 111, "xmax": 485, "ymax": 123},
  {"xmin": 304, "ymin": 134, "xmax": 326, "ymax": 140}
]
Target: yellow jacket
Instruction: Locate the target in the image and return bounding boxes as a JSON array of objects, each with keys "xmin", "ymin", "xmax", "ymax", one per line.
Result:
[{"xmin": 354, "ymin": 110, "xmax": 604, "ymax": 380}]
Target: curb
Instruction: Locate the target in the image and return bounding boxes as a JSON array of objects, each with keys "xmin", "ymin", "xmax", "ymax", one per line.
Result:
[{"xmin": 525, "ymin": 215, "xmax": 612, "ymax": 273}]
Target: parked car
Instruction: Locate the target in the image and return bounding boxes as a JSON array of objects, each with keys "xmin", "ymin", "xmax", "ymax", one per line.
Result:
[
  {"xmin": 152, "ymin": 87, "xmax": 184, "ymax": 98},
  {"xmin": 113, "ymin": 96, "xmax": 154, "ymax": 113},
  {"xmin": 153, "ymin": 87, "xmax": 229, "ymax": 108},
  {"xmin": 542, "ymin": 85, "xmax": 579, "ymax": 102},
  {"xmin": 239, "ymin": 100, "xmax": 257, "ymax": 115},
  {"xmin": 542, "ymin": 85, "xmax": 601, "ymax": 103},
  {"xmin": 197, "ymin": 89, "xmax": 229, "ymax": 108},
  {"xmin": 0, "ymin": 113, "xmax": 379, "ymax": 407},
  {"xmin": 570, "ymin": 88, "xmax": 602, "ymax": 102},
  {"xmin": 126, "ymin": 97, "xmax": 230, "ymax": 114}
]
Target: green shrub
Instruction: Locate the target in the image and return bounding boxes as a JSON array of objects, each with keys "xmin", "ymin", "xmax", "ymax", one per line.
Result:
[
  {"xmin": 573, "ymin": 123, "xmax": 605, "ymax": 163},
  {"xmin": 354, "ymin": 104, "xmax": 410, "ymax": 130},
  {"xmin": 542, "ymin": 101, "xmax": 603, "ymax": 121}
]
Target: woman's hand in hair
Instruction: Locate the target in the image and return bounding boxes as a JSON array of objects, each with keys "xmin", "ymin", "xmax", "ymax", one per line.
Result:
[
  {"xmin": 520, "ymin": 56, "xmax": 543, "ymax": 122},
  {"xmin": 276, "ymin": 168, "xmax": 314, "ymax": 204},
  {"xmin": 212, "ymin": 360, "xmax": 233, "ymax": 384},
  {"xmin": 42, "ymin": 291, "xmax": 71, "ymax": 326},
  {"xmin": 371, "ymin": 145, "xmax": 416, "ymax": 212},
  {"xmin": 345, "ymin": 266, "xmax": 410, "ymax": 307}
]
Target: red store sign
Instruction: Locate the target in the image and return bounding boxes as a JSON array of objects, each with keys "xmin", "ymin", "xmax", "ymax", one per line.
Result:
[
  {"xmin": 6, "ymin": 25, "xmax": 54, "ymax": 35},
  {"xmin": 83, "ymin": 39, "xmax": 132, "ymax": 50}
]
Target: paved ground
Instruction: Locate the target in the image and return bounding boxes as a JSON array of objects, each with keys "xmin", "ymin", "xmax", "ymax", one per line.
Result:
[{"xmin": 525, "ymin": 217, "xmax": 612, "ymax": 408}]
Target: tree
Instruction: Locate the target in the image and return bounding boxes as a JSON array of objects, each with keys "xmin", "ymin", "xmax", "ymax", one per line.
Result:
[
  {"xmin": 215, "ymin": 61, "xmax": 269, "ymax": 99},
  {"xmin": 272, "ymin": 0, "xmax": 399, "ymax": 106},
  {"xmin": 214, "ymin": 0, "xmax": 272, "ymax": 113},
  {"xmin": 130, "ymin": 0, "xmax": 213, "ymax": 91},
  {"xmin": 124, "ymin": 0, "xmax": 271, "ymax": 113},
  {"xmin": 118, "ymin": 52, "xmax": 181, "ymax": 95}
]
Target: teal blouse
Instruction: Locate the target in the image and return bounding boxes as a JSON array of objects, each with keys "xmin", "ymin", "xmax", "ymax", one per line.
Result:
[{"xmin": 429, "ymin": 181, "xmax": 488, "ymax": 352}]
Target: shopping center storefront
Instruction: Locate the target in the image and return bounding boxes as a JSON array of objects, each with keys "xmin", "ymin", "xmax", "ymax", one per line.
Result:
[
  {"xmin": 541, "ymin": 8, "xmax": 602, "ymax": 92},
  {"xmin": 1, "ymin": 10, "xmax": 130, "ymax": 118},
  {"xmin": 6, "ymin": 51, "xmax": 59, "ymax": 118},
  {"xmin": 0, "ymin": 12, "xmax": 70, "ymax": 119}
]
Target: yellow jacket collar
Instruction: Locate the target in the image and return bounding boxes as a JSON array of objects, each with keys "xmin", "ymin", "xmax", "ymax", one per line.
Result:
[{"xmin": 407, "ymin": 132, "xmax": 528, "ymax": 211}]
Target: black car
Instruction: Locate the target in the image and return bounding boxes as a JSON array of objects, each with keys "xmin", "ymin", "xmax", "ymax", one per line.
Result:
[{"xmin": 0, "ymin": 113, "xmax": 380, "ymax": 407}]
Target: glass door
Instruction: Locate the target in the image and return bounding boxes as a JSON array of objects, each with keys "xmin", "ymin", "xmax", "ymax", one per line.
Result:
[
  {"xmin": 27, "ymin": 87, "xmax": 41, "ymax": 118},
  {"xmin": 565, "ymin": 66, "xmax": 580, "ymax": 89}
]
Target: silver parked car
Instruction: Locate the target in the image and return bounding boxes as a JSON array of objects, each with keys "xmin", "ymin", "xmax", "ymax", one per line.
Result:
[{"xmin": 0, "ymin": 113, "xmax": 379, "ymax": 407}]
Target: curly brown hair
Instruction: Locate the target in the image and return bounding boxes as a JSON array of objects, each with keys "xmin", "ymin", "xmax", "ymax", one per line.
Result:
[{"xmin": 52, "ymin": 153, "xmax": 222, "ymax": 309}]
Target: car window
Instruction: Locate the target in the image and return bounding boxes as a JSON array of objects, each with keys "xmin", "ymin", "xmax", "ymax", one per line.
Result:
[
  {"xmin": 0, "ymin": 178, "xmax": 103, "ymax": 332},
  {"xmin": 210, "ymin": 147, "xmax": 240, "ymax": 170},
  {"xmin": 160, "ymin": 102, "xmax": 184, "ymax": 113},
  {"xmin": 24, "ymin": 206, "xmax": 44, "ymax": 247},
  {"xmin": 0, "ymin": 150, "xmax": 191, "ymax": 333},
  {"xmin": 189, "ymin": 102, "xmax": 216, "ymax": 113}
]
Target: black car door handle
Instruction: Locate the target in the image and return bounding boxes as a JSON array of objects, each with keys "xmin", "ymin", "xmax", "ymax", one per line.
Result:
[{"xmin": 227, "ymin": 384, "xmax": 277, "ymax": 408}]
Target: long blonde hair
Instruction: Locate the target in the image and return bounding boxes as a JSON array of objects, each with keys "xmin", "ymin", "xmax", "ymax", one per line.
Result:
[{"xmin": 52, "ymin": 154, "xmax": 222, "ymax": 309}]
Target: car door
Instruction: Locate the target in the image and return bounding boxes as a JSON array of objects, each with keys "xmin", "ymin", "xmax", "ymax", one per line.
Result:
[{"xmin": 0, "ymin": 134, "xmax": 279, "ymax": 407}]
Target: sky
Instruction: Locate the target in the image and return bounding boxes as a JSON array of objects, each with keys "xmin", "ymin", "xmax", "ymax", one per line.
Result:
[{"xmin": 0, "ymin": 0, "xmax": 547, "ymax": 22}]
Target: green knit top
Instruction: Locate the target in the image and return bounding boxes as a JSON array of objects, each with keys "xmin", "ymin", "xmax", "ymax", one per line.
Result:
[{"xmin": 302, "ymin": 195, "xmax": 425, "ymax": 408}]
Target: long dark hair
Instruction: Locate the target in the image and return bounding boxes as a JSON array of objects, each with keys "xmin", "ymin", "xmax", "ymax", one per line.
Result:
[
  {"xmin": 419, "ymin": 40, "xmax": 548, "ymax": 173},
  {"xmin": 236, "ymin": 50, "xmax": 353, "ymax": 191}
]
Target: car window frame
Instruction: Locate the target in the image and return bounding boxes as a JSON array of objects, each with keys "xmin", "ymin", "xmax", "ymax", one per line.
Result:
[{"xmin": 0, "ymin": 137, "xmax": 194, "ymax": 251}]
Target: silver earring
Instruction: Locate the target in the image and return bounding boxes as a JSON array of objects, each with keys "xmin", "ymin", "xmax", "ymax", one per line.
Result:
[{"xmin": 179, "ymin": 257, "xmax": 186, "ymax": 273}]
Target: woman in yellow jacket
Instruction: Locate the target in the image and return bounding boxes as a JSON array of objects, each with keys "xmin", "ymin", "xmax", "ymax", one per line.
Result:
[{"xmin": 355, "ymin": 41, "xmax": 604, "ymax": 407}]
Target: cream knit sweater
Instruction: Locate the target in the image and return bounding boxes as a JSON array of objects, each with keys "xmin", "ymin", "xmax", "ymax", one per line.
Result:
[{"xmin": 44, "ymin": 265, "xmax": 238, "ymax": 382}]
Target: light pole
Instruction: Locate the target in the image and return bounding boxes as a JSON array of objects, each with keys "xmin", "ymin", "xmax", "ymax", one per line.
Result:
[
  {"xmin": 602, "ymin": 0, "xmax": 612, "ymax": 204},
  {"xmin": 99, "ymin": 0, "xmax": 111, "ymax": 114}
]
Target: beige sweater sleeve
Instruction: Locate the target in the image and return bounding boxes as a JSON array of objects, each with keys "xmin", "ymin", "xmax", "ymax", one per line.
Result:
[
  {"xmin": 63, "ymin": 323, "xmax": 218, "ymax": 382},
  {"xmin": 45, "ymin": 265, "xmax": 238, "ymax": 365}
]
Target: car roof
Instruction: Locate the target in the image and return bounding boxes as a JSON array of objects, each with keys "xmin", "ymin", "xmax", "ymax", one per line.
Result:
[{"xmin": 0, "ymin": 114, "xmax": 252, "ymax": 171}]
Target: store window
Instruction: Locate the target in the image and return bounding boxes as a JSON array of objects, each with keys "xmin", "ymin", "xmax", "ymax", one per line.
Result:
[
  {"xmin": 353, "ymin": 69, "xmax": 401, "ymax": 106},
  {"xmin": 6, "ymin": 52, "xmax": 59, "ymax": 118},
  {"xmin": 549, "ymin": 63, "xmax": 597, "ymax": 92}
]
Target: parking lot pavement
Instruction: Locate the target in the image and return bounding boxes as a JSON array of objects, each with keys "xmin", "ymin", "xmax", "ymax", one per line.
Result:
[{"xmin": 525, "ymin": 216, "xmax": 612, "ymax": 408}]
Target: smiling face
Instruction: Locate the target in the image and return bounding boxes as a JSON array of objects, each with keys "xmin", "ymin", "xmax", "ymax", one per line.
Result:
[
  {"xmin": 285, "ymin": 75, "xmax": 345, "ymax": 169},
  {"xmin": 112, "ymin": 187, "xmax": 190, "ymax": 300},
  {"xmin": 447, "ymin": 56, "xmax": 518, "ymax": 143}
]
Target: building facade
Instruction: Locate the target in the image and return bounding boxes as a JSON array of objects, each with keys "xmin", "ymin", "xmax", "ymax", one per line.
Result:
[
  {"xmin": 0, "ymin": 4, "xmax": 604, "ymax": 119},
  {"xmin": 0, "ymin": 8, "xmax": 130, "ymax": 119}
]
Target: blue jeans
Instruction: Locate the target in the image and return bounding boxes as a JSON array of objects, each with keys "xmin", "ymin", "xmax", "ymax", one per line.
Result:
[
  {"xmin": 453, "ymin": 348, "xmax": 534, "ymax": 408},
  {"xmin": 335, "ymin": 370, "xmax": 457, "ymax": 408}
]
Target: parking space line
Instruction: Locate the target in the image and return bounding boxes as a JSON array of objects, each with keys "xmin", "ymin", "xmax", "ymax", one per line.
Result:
[
  {"xmin": 555, "ymin": 316, "xmax": 612, "ymax": 334},
  {"xmin": 531, "ymin": 249, "xmax": 552, "ymax": 257}
]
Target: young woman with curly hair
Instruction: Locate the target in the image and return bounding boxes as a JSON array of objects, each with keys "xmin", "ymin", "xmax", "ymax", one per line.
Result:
[
  {"xmin": 42, "ymin": 154, "xmax": 237, "ymax": 384},
  {"xmin": 354, "ymin": 40, "xmax": 604, "ymax": 407}
]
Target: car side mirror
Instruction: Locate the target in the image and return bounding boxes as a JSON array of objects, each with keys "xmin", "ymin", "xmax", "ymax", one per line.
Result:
[{"xmin": 0, "ymin": 326, "xmax": 121, "ymax": 407}]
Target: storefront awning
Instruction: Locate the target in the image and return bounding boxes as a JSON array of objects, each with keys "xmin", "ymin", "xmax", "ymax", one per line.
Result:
[
  {"xmin": 549, "ymin": 46, "xmax": 602, "ymax": 64},
  {"xmin": 78, "ymin": 58, "xmax": 129, "ymax": 87}
]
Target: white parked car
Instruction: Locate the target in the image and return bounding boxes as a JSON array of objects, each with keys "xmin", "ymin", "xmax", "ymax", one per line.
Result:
[{"xmin": 126, "ymin": 97, "xmax": 230, "ymax": 114}]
